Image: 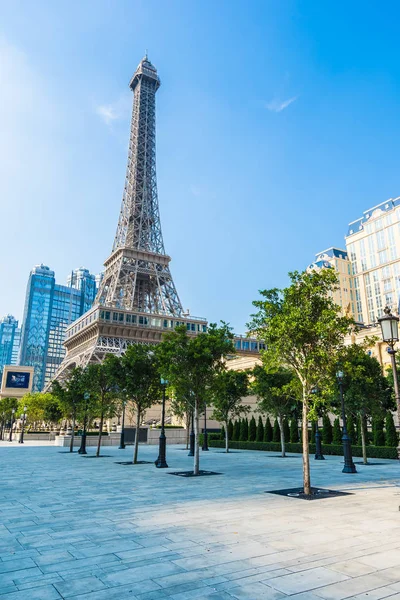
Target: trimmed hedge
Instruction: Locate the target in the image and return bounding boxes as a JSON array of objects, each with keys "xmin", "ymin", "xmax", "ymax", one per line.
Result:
[{"xmin": 206, "ymin": 439, "xmax": 398, "ymax": 459}]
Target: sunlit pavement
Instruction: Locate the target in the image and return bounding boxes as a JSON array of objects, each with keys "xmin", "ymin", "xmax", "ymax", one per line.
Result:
[{"xmin": 1, "ymin": 443, "xmax": 400, "ymax": 599}]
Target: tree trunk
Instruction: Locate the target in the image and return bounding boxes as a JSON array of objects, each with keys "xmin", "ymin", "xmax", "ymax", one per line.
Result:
[
  {"xmin": 225, "ymin": 420, "xmax": 229, "ymax": 453},
  {"xmin": 133, "ymin": 405, "xmax": 140, "ymax": 464},
  {"xmin": 278, "ymin": 414, "xmax": 286, "ymax": 457},
  {"xmin": 96, "ymin": 412, "xmax": 104, "ymax": 458},
  {"xmin": 302, "ymin": 392, "xmax": 311, "ymax": 495},
  {"xmin": 361, "ymin": 411, "xmax": 368, "ymax": 465},
  {"xmin": 70, "ymin": 415, "xmax": 75, "ymax": 453},
  {"xmin": 193, "ymin": 398, "xmax": 200, "ymax": 475}
]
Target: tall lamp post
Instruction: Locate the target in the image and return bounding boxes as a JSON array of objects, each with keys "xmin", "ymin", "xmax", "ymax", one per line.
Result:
[
  {"xmin": 155, "ymin": 378, "xmax": 168, "ymax": 468},
  {"xmin": 18, "ymin": 406, "xmax": 27, "ymax": 444},
  {"xmin": 202, "ymin": 402, "xmax": 209, "ymax": 451},
  {"xmin": 119, "ymin": 399, "xmax": 126, "ymax": 450},
  {"xmin": 9, "ymin": 408, "xmax": 16, "ymax": 442},
  {"xmin": 311, "ymin": 387, "xmax": 324, "ymax": 460},
  {"xmin": 188, "ymin": 408, "xmax": 195, "ymax": 457},
  {"xmin": 78, "ymin": 392, "xmax": 90, "ymax": 455},
  {"xmin": 336, "ymin": 370, "xmax": 357, "ymax": 473},
  {"xmin": 378, "ymin": 305, "xmax": 400, "ymax": 457}
]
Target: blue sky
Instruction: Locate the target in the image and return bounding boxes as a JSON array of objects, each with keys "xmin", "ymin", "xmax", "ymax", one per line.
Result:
[{"xmin": 1, "ymin": 1, "xmax": 400, "ymax": 332}]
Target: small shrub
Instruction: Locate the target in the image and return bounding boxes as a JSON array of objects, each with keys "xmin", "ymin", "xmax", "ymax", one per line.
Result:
[
  {"xmin": 272, "ymin": 419, "xmax": 280, "ymax": 442},
  {"xmin": 233, "ymin": 420, "xmax": 241, "ymax": 441},
  {"xmin": 249, "ymin": 416, "xmax": 257, "ymax": 442},
  {"xmin": 228, "ymin": 420, "xmax": 234, "ymax": 441},
  {"xmin": 220, "ymin": 425, "xmax": 225, "ymax": 441},
  {"xmin": 322, "ymin": 415, "xmax": 333, "ymax": 445},
  {"xmin": 373, "ymin": 416, "xmax": 385, "ymax": 447},
  {"xmin": 283, "ymin": 419, "xmax": 290, "ymax": 443},
  {"xmin": 264, "ymin": 417, "xmax": 273, "ymax": 442},
  {"xmin": 347, "ymin": 414, "xmax": 356, "ymax": 443},
  {"xmin": 290, "ymin": 419, "xmax": 299, "ymax": 443},
  {"xmin": 385, "ymin": 412, "xmax": 398, "ymax": 447},
  {"xmin": 239, "ymin": 418, "xmax": 248, "ymax": 442},
  {"xmin": 256, "ymin": 416, "xmax": 264, "ymax": 442},
  {"xmin": 333, "ymin": 417, "xmax": 342, "ymax": 444}
]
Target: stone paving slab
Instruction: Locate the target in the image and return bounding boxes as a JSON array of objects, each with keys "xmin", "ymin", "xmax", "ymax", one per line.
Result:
[{"xmin": 1, "ymin": 444, "xmax": 400, "ymax": 598}]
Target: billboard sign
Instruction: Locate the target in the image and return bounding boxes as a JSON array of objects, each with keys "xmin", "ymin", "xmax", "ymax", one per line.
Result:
[{"xmin": 5, "ymin": 371, "xmax": 31, "ymax": 389}]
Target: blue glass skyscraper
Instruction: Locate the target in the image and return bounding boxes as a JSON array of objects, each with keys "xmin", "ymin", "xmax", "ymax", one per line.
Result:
[
  {"xmin": 0, "ymin": 315, "xmax": 21, "ymax": 383},
  {"xmin": 19, "ymin": 265, "xmax": 97, "ymax": 391}
]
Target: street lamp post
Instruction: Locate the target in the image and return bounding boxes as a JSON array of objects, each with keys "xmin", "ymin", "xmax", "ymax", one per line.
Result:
[
  {"xmin": 188, "ymin": 408, "xmax": 195, "ymax": 457},
  {"xmin": 378, "ymin": 306, "xmax": 400, "ymax": 458},
  {"xmin": 9, "ymin": 408, "xmax": 16, "ymax": 442},
  {"xmin": 119, "ymin": 400, "xmax": 126, "ymax": 450},
  {"xmin": 78, "ymin": 392, "xmax": 90, "ymax": 455},
  {"xmin": 202, "ymin": 402, "xmax": 209, "ymax": 451},
  {"xmin": 155, "ymin": 378, "xmax": 168, "ymax": 468},
  {"xmin": 336, "ymin": 370, "xmax": 357, "ymax": 473},
  {"xmin": 18, "ymin": 406, "xmax": 27, "ymax": 444}
]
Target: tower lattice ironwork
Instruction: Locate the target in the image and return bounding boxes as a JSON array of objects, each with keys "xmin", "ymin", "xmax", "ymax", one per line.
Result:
[
  {"xmin": 96, "ymin": 56, "xmax": 183, "ymax": 316},
  {"xmin": 49, "ymin": 56, "xmax": 206, "ymax": 384}
]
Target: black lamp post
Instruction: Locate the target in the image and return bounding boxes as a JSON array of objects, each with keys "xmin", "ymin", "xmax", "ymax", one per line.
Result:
[
  {"xmin": 9, "ymin": 408, "xmax": 16, "ymax": 442},
  {"xmin": 378, "ymin": 306, "xmax": 400, "ymax": 458},
  {"xmin": 188, "ymin": 408, "xmax": 195, "ymax": 457},
  {"xmin": 336, "ymin": 370, "xmax": 356, "ymax": 473},
  {"xmin": 119, "ymin": 400, "xmax": 126, "ymax": 450},
  {"xmin": 18, "ymin": 406, "xmax": 27, "ymax": 444},
  {"xmin": 78, "ymin": 392, "xmax": 90, "ymax": 455},
  {"xmin": 202, "ymin": 401, "xmax": 209, "ymax": 451},
  {"xmin": 311, "ymin": 388, "xmax": 324, "ymax": 460},
  {"xmin": 155, "ymin": 378, "xmax": 168, "ymax": 468}
]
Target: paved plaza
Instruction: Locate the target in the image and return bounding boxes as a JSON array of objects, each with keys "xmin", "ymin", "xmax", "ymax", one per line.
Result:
[{"xmin": 1, "ymin": 443, "xmax": 400, "ymax": 599}]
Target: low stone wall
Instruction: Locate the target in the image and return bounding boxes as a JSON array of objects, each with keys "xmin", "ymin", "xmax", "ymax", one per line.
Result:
[
  {"xmin": 55, "ymin": 433, "xmax": 120, "ymax": 447},
  {"xmin": 147, "ymin": 428, "xmax": 187, "ymax": 445}
]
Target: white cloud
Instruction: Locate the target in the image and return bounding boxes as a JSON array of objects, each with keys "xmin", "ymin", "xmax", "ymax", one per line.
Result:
[
  {"xmin": 96, "ymin": 93, "xmax": 131, "ymax": 126},
  {"xmin": 265, "ymin": 96, "xmax": 298, "ymax": 113}
]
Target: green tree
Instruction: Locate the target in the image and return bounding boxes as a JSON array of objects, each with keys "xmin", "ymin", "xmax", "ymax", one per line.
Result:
[
  {"xmin": 336, "ymin": 344, "xmax": 394, "ymax": 464},
  {"xmin": 220, "ymin": 424, "xmax": 225, "ymax": 441},
  {"xmin": 121, "ymin": 344, "xmax": 161, "ymax": 464},
  {"xmin": 211, "ymin": 369, "xmax": 249, "ymax": 452},
  {"xmin": 233, "ymin": 419, "xmax": 241, "ymax": 441},
  {"xmin": 252, "ymin": 365, "xmax": 299, "ymax": 457},
  {"xmin": 333, "ymin": 417, "xmax": 342, "ymax": 444},
  {"xmin": 264, "ymin": 417, "xmax": 273, "ymax": 442},
  {"xmin": 249, "ymin": 268, "xmax": 352, "ymax": 494},
  {"xmin": 385, "ymin": 412, "xmax": 398, "ymax": 447},
  {"xmin": 157, "ymin": 323, "xmax": 234, "ymax": 475},
  {"xmin": 228, "ymin": 420, "xmax": 234, "ymax": 441},
  {"xmin": 87, "ymin": 354, "xmax": 121, "ymax": 457},
  {"xmin": 240, "ymin": 417, "xmax": 248, "ymax": 441},
  {"xmin": 249, "ymin": 415, "xmax": 257, "ymax": 441},
  {"xmin": 290, "ymin": 419, "xmax": 299, "ymax": 443},
  {"xmin": 0, "ymin": 397, "xmax": 18, "ymax": 440},
  {"xmin": 52, "ymin": 367, "xmax": 87, "ymax": 452},
  {"xmin": 256, "ymin": 416, "xmax": 264, "ymax": 442},
  {"xmin": 322, "ymin": 415, "xmax": 333, "ymax": 444}
]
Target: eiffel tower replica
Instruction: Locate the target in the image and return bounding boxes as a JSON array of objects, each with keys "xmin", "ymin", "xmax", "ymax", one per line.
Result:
[{"xmin": 54, "ymin": 56, "xmax": 207, "ymax": 381}]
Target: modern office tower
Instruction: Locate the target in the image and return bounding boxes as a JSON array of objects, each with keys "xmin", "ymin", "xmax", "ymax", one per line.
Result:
[
  {"xmin": 19, "ymin": 265, "xmax": 97, "ymax": 391},
  {"xmin": 309, "ymin": 247, "xmax": 354, "ymax": 318},
  {"xmin": 0, "ymin": 315, "xmax": 21, "ymax": 381},
  {"xmin": 345, "ymin": 196, "xmax": 400, "ymax": 325},
  {"xmin": 54, "ymin": 56, "xmax": 208, "ymax": 382}
]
